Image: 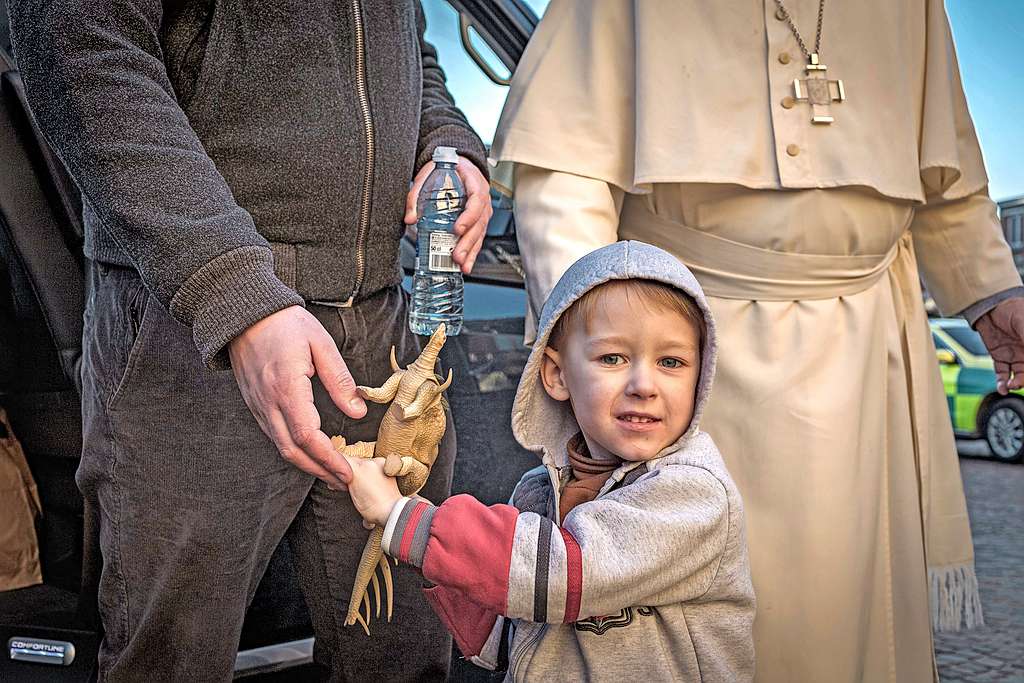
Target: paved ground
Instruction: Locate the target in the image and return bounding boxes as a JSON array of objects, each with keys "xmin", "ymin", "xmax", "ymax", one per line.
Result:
[{"xmin": 935, "ymin": 440, "xmax": 1024, "ymax": 683}]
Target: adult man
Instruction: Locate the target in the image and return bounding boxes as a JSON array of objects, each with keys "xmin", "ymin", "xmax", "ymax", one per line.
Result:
[
  {"xmin": 490, "ymin": 1, "xmax": 1024, "ymax": 680},
  {"xmin": 9, "ymin": 1, "xmax": 491, "ymax": 680}
]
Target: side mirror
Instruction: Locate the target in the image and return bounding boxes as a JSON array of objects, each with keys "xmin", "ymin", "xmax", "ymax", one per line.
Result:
[{"xmin": 936, "ymin": 349, "xmax": 958, "ymax": 365}]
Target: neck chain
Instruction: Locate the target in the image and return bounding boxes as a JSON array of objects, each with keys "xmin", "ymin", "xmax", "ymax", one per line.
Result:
[
  {"xmin": 773, "ymin": 0, "xmax": 846, "ymax": 125},
  {"xmin": 773, "ymin": 0, "xmax": 825, "ymax": 62}
]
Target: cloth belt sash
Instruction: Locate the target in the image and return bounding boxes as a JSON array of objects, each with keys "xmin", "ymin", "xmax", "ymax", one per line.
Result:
[{"xmin": 620, "ymin": 198, "xmax": 901, "ymax": 301}]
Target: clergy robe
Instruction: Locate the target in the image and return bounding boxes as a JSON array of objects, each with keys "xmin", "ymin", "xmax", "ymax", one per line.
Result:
[{"xmin": 488, "ymin": 1, "xmax": 1022, "ymax": 681}]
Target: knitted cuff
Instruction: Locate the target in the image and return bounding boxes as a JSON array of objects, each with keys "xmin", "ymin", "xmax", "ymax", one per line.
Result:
[
  {"xmin": 381, "ymin": 497, "xmax": 437, "ymax": 567},
  {"xmin": 417, "ymin": 124, "xmax": 489, "ymax": 181},
  {"xmin": 170, "ymin": 245, "xmax": 304, "ymax": 369}
]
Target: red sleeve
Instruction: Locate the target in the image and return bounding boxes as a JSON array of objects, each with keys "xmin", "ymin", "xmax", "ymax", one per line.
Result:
[
  {"xmin": 422, "ymin": 585, "xmax": 500, "ymax": 660},
  {"xmin": 384, "ymin": 495, "xmax": 520, "ymax": 614}
]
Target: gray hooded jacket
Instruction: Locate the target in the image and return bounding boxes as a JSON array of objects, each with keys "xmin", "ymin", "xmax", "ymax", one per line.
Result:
[{"xmin": 381, "ymin": 242, "xmax": 755, "ymax": 681}]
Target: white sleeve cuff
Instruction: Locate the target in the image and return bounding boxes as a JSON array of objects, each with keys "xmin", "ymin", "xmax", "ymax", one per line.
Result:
[{"xmin": 380, "ymin": 496, "xmax": 414, "ymax": 556}]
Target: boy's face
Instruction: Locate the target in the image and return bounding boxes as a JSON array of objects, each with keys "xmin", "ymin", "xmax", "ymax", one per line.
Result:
[{"xmin": 541, "ymin": 286, "xmax": 701, "ymax": 463}]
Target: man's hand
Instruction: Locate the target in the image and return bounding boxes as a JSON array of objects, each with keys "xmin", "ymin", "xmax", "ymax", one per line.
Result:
[
  {"xmin": 343, "ymin": 455, "xmax": 403, "ymax": 528},
  {"xmin": 975, "ymin": 298, "xmax": 1024, "ymax": 395},
  {"xmin": 404, "ymin": 155, "xmax": 493, "ymax": 274},
  {"xmin": 228, "ymin": 305, "xmax": 367, "ymax": 488}
]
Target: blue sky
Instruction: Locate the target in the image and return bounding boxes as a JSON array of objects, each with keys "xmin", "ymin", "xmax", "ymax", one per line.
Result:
[
  {"xmin": 424, "ymin": 0, "xmax": 1023, "ymax": 202},
  {"xmin": 945, "ymin": 0, "xmax": 1024, "ymax": 202}
]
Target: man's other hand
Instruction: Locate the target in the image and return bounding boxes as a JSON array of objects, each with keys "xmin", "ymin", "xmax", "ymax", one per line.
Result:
[
  {"xmin": 975, "ymin": 298, "xmax": 1024, "ymax": 395},
  {"xmin": 404, "ymin": 155, "xmax": 493, "ymax": 274},
  {"xmin": 228, "ymin": 305, "xmax": 368, "ymax": 487}
]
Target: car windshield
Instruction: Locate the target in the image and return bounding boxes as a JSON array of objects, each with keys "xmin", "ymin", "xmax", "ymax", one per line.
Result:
[{"xmin": 944, "ymin": 326, "xmax": 989, "ymax": 356}]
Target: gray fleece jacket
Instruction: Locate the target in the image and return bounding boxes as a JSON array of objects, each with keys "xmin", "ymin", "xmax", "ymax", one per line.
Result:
[
  {"xmin": 380, "ymin": 241, "xmax": 756, "ymax": 681},
  {"xmin": 8, "ymin": 0, "xmax": 486, "ymax": 367}
]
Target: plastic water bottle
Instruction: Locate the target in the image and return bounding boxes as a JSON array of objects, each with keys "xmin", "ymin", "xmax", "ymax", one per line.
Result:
[{"xmin": 409, "ymin": 146, "xmax": 464, "ymax": 336}]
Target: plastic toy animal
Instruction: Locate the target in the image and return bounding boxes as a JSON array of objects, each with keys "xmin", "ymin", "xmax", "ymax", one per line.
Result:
[{"xmin": 331, "ymin": 323, "xmax": 452, "ymax": 634}]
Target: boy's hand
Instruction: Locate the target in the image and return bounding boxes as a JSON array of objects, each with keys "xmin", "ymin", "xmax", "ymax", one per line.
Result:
[{"xmin": 344, "ymin": 455, "xmax": 403, "ymax": 527}]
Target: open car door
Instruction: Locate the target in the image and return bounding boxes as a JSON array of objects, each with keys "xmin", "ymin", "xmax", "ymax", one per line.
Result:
[{"xmin": 0, "ymin": 39, "xmax": 97, "ymax": 682}]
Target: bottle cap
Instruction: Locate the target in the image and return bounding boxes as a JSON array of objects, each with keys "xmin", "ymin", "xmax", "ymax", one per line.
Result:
[{"xmin": 432, "ymin": 146, "xmax": 458, "ymax": 164}]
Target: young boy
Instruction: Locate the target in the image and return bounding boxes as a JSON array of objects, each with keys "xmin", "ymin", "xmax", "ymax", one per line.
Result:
[{"xmin": 344, "ymin": 241, "xmax": 755, "ymax": 681}]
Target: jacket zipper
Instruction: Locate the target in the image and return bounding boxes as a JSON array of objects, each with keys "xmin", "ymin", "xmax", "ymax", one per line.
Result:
[
  {"xmin": 343, "ymin": 0, "xmax": 374, "ymax": 307},
  {"xmin": 542, "ymin": 457, "xmax": 564, "ymax": 516},
  {"xmin": 509, "ymin": 623, "xmax": 547, "ymax": 681},
  {"xmin": 507, "ymin": 460, "xmax": 645, "ymax": 678}
]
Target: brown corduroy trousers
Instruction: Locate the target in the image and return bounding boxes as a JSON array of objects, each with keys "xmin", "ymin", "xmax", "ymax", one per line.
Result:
[{"xmin": 78, "ymin": 263, "xmax": 454, "ymax": 682}]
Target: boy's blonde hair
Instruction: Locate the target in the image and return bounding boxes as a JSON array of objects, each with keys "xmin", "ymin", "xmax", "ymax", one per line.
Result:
[{"xmin": 547, "ymin": 279, "xmax": 706, "ymax": 351}]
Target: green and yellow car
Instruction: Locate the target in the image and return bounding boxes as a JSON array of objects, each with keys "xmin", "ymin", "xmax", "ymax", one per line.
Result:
[{"xmin": 931, "ymin": 318, "xmax": 1024, "ymax": 463}]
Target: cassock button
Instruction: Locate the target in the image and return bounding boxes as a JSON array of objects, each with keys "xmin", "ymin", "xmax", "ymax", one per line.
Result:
[
  {"xmin": 778, "ymin": 52, "xmax": 791, "ymax": 65},
  {"xmin": 786, "ymin": 144, "xmax": 800, "ymax": 157},
  {"xmin": 781, "ymin": 96, "xmax": 796, "ymax": 109}
]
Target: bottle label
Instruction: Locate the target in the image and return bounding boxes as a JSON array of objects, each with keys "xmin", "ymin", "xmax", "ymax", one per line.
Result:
[{"xmin": 428, "ymin": 231, "xmax": 459, "ymax": 273}]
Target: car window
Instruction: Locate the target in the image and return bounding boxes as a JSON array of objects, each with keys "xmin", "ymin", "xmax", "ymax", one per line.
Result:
[
  {"xmin": 423, "ymin": 0, "xmax": 513, "ymax": 146},
  {"xmin": 423, "ymin": 0, "xmax": 550, "ymax": 143},
  {"xmin": 944, "ymin": 326, "xmax": 989, "ymax": 356},
  {"xmin": 521, "ymin": 1, "xmax": 550, "ymax": 21}
]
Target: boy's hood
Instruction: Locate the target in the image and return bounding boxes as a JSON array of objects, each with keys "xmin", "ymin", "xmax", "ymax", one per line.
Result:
[{"xmin": 511, "ymin": 241, "xmax": 718, "ymax": 466}]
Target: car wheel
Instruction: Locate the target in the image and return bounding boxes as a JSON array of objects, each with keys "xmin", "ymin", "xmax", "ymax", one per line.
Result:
[{"xmin": 982, "ymin": 397, "xmax": 1024, "ymax": 463}]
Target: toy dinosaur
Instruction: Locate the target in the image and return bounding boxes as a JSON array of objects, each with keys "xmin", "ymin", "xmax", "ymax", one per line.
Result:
[{"xmin": 331, "ymin": 323, "xmax": 452, "ymax": 635}]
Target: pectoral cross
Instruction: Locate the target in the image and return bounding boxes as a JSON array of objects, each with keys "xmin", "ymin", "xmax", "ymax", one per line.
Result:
[{"xmin": 793, "ymin": 53, "xmax": 845, "ymax": 124}]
